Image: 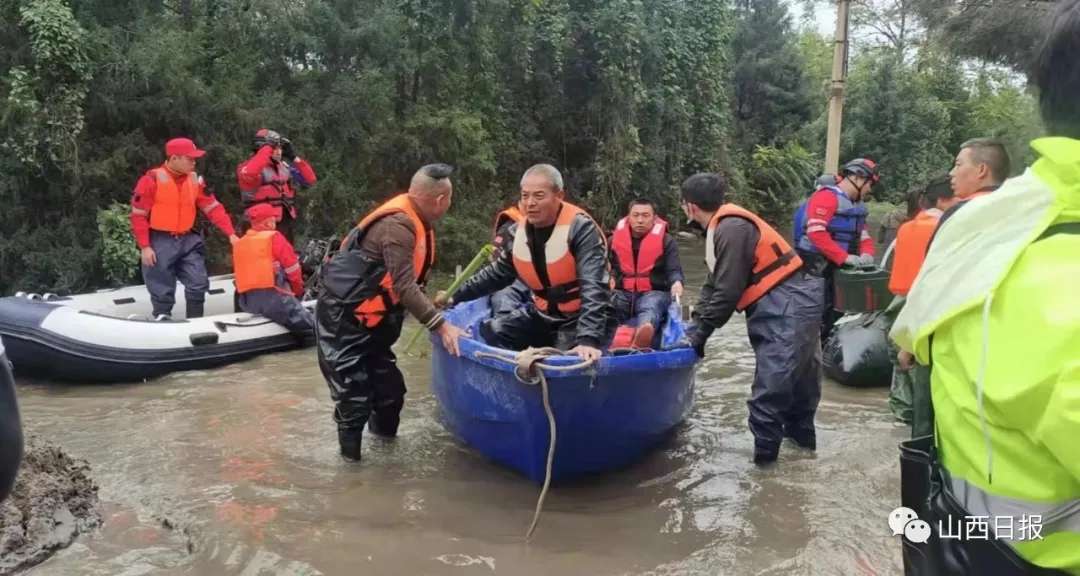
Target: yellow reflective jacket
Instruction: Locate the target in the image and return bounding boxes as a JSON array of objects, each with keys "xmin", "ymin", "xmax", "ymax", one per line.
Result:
[{"xmin": 891, "ymin": 137, "xmax": 1080, "ymax": 574}]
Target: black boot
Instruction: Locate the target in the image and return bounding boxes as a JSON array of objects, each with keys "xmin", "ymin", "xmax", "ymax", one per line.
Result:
[
  {"xmin": 784, "ymin": 427, "xmax": 817, "ymax": 451},
  {"xmin": 753, "ymin": 440, "xmax": 779, "ymax": 466},
  {"xmin": 186, "ymin": 300, "xmax": 204, "ymax": 319},
  {"xmin": 367, "ymin": 411, "xmax": 400, "ymax": 438},
  {"xmin": 338, "ymin": 428, "xmax": 363, "ymax": 462}
]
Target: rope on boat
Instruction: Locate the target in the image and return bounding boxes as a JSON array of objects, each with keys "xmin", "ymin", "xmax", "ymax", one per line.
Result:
[{"xmin": 473, "ymin": 347, "xmax": 595, "ymax": 540}]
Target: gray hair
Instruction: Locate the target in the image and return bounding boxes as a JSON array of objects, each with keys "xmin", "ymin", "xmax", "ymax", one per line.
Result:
[
  {"xmin": 521, "ymin": 163, "xmax": 564, "ymax": 192},
  {"xmin": 410, "ymin": 163, "xmax": 454, "ymax": 197}
]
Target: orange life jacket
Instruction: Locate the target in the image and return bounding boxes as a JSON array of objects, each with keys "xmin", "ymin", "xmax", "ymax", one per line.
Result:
[
  {"xmin": 233, "ymin": 230, "xmax": 287, "ymax": 294},
  {"xmin": 352, "ymin": 195, "xmax": 436, "ymax": 328},
  {"xmin": 492, "ymin": 205, "xmax": 524, "ymax": 240},
  {"xmin": 149, "ymin": 167, "xmax": 199, "ymax": 233},
  {"xmin": 511, "ymin": 202, "xmax": 602, "ymax": 315},
  {"xmin": 611, "ymin": 216, "xmax": 667, "ymax": 292},
  {"xmin": 888, "ymin": 209, "xmax": 942, "ymax": 296},
  {"xmin": 706, "ymin": 204, "xmax": 803, "ymax": 311}
]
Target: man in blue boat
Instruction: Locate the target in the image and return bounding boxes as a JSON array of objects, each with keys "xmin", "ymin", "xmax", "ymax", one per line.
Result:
[
  {"xmin": 316, "ymin": 164, "xmax": 465, "ymax": 462},
  {"xmin": 608, "ymin": 198, "xmax": 684, "ymax": 349},
  {"xmin": 680, "ymin": 173, "xmax": 821, "ymax": 466},
  {"xmin": 436, "ymin": 164, "xmax": 613, "ymax": 362},
  {"xmin": 488, "ymin": 202, "xmax": 531, "ymax": 318}
]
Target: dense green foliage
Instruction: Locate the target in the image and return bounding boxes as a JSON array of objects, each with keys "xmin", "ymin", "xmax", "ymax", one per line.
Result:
[{"xmin": 0, "ymin": 0, "xmax": 1049, "ymax": 294}]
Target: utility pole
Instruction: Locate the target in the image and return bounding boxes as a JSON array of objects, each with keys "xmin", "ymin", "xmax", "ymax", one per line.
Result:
[{"xmin": 824, "ymin": 0, "xmax": 851, "ymax": 174}]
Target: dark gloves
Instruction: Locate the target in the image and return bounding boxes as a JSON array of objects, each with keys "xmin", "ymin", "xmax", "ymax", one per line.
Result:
[
  {"xmin": 281, "ymin": 138, "xmax": 296, "ymax": 162},
  {"xmin": 683, "ymin": 324, "xmax": 710, "ymax": 358},
  {"xmin": 689, "ymin": 332, "xmax": 707, "ymax": 358}
]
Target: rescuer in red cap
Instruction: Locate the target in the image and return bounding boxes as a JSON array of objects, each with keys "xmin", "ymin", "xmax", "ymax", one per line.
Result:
[
  {"xmin": 130, "ymin": 137, "xmax": 238, "ymax": 320},
  {"xmin": 231, "ymin": 203, "xmax": 313, "ymax": 333}
]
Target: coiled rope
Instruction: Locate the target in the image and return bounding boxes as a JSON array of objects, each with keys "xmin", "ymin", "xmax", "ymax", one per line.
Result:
[{"xmin": 472, "ymin": 347, "xmax": 596, "ymax": 540}]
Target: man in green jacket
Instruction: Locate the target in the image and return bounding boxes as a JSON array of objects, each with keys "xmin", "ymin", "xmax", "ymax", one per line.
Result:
[{"xmin": 891, "ymin": 2, "xmax": 1080, "ymax": 572}]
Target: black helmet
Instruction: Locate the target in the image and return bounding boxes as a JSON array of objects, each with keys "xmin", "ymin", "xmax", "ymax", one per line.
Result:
[{"xmin": 841, "ymin": 158, "xmax": 880, "ymax": 184}]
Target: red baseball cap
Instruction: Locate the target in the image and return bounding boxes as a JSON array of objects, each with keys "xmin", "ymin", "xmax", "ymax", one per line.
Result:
[
  {"xmin": 245, "ymin": 203, "xmax": 281, "ymax": 222},
  {"xmin": 164, "ymin": 137, "xmax": 206, "ymax": 158}
]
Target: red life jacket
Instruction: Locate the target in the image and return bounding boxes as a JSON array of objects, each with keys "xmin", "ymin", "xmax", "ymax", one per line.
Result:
[
  {"xmin": 149, "ymin": 168, "xmax": 199, "ymax": 234},
  {"xmin": 511, "ymin": 202, "xmax": 603, "ymax": 315},
  {"xmin": 888, "ymin": 209, "xmax": 941, "ymax": 296},
  {"xmin": 241, "ymin": 160, "xmax": 294, "ymax": 216},
  {"xmin": 611, "ymin": 216, "xmax": 667, "ymax": 292},
  {"xmin": 706, "ymin": 204, "xmax": 803, "ymax": 311},
  {"xmin": 351, "ymin": 195, "xmax": 435, "ymax": 328}
]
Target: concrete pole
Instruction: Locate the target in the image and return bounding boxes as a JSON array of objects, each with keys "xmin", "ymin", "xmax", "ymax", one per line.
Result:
[{"xmin": 824, "ymin": 0, "xmax": 851, "ymax": 174}]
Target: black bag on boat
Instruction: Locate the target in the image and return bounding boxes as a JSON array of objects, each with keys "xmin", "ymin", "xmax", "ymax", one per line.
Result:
[{"xmin": 823, "ymin": 311, "xmax": 892, "ymax": 387}]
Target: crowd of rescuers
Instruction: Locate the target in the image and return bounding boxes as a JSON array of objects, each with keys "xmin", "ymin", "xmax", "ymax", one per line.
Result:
[
  {"xmin": 119, "ymin": 5, "xmax": 1080, "ymax": 566},
  {"xmin": 127, "ymin": 136, "xmax": 855, "ymax": 466},
  {"xmin": 129, "ymin": 128, "xmax": 317, "ymax": 324}
]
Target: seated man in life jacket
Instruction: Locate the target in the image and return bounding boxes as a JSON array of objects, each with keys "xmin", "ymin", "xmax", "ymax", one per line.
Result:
[
  {"xmin": 488, "ymin": 202, "xmax": 532, "ymax": 317},
  {"xmin": 232, "ymin": 204, "xmax": 314, "ymax": 334},
  {"xmin": 437, "ymin": 164, "xmax": 614, "ymax": 362},
  {"xmin": 608, "ymin": 198, "xmax": 684, "ymax": 349}
]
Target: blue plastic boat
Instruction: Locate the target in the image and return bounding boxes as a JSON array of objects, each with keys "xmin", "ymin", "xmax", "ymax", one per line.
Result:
[{"xmin": 430, "ymin": 298, "xmax": 698, "ymax": 483}]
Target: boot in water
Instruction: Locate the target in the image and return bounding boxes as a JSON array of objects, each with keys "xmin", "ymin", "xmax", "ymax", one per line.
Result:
[{"xmin": 338, "ymin": 428, "xmax": 363, "ymax": 462}]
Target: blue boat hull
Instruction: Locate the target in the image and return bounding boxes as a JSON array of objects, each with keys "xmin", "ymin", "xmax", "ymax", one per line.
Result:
[{"xmin": 430, "ymin": 299, "xmax": 697, "ymax": 483}]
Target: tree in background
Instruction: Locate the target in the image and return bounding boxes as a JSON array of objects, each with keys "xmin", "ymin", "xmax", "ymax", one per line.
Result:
[
  {"xmin": 0, "ymin": 0, "xmax": 1054, "ymax": 294},
  {"xmin": 912, "ymin": 0, "xmax": 1058, "ymax": 71},
  {"xmin": 730, "ymin": 0, "xmax": 813, "ymax": 158},
  {"xmin": 797, "ymin": 0, "xmax": 1045, "ymax": 204},
  {"xmin": 0, "ymin": 0, "xmax": 738, "ymax": 294}
]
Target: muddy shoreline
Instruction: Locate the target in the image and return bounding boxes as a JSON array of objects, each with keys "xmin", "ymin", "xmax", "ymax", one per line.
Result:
[{"xmin": 0, "ymin": 436, "xmax": 100, "ymax": 574}]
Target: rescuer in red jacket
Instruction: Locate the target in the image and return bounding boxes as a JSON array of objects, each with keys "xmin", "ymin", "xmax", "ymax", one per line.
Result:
[
  {"xmin": 232, "ymin": 203, "xmax": 313, "ymax": 334},
  {"xmin": 236, "ymin": 128, "xmax": 317, "ymax": 242},
  {"xmin": 130, "ymin": 137, "xmax": 238, "ymax": 320}
]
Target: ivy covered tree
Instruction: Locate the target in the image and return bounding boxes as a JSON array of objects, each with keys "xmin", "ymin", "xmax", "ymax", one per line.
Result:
[{"xmin": 730, "ymin": 0, "xmax": 813, "ymax": 158}]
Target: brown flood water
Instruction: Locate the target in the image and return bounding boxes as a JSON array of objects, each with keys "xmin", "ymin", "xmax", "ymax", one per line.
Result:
[{"xmin": 14, "ymin": 244, "xmax": 907, "ymax": 575}]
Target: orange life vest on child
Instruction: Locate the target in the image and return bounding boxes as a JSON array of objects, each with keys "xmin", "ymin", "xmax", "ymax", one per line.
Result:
[
  {"xmin": 511, "ymin": 202, "xmax": 603, "ymax": 315},
  {"xmin": 888, "ymin": 208, "xmax": 942, "ymax": 296},
  {"xmin": 611, "ymin": 216, "xmax": 667, "ymax": 292},
  {"xmin": 706, "ymin": 204, "xmax": 803, "ymax": 311},
  {"xmin": 149, "ymin": 168, "xmax": 199, "ymax": 233},
  {"xmin": 352, "ymin": 195, "xmax": 435, "ymax": 328}
]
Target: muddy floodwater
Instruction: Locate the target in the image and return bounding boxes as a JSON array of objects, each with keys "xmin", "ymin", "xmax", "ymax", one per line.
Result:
[{"xmin": 13, "ymin": 245, "xmax": 907, "ymax": 575}]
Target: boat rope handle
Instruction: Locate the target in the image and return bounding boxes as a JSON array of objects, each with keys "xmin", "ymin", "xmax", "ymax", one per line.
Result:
[
  {"xmin": 473, "ymin": 347, "xmax": 596, "ymax": 377},
  {"xmin": 472, "ymin": 347, "xmax": 595, "ymax": 540}
]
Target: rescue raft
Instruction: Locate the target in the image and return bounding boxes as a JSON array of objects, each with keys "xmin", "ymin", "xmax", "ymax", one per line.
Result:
[
  {"xmin": 0, "ymin": 275, "xmax": 312, "ymax": 382},
  {"xmin": 430, "ymin": 298, "xmax": 698, "ymax": 483}
]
